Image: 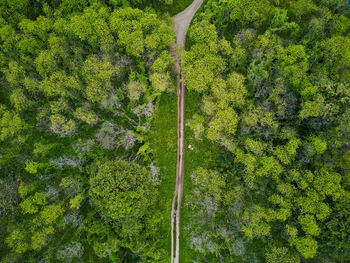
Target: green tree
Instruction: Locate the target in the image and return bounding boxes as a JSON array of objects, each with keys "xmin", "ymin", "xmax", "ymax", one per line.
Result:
[
  {"xmin": 191, "ymin": 167, "xmax": 225, "ymax": 201},
  {"xmin": 150, "ymin": 72, "xmax": 173, "ymax": 93},
  {"xmin": 298, "ymin": 214, "xmax": 320, "ymax": 236},
  {"xmin": 207, "ymin": 108, "xmax": 239, "ymax": 143},
  {"xmin": 73, "ymin": 106, "xmax": 99, "ymax": 125},
  {"xmin": 125, "ymin": 80, "xmax": 146, "ymax": 101},
  {"xmin": 10, "ymin": 89, "xmax": 33, "ymax": 112},
  {"xmin": 89, "ymin": 159, "xmax": 156, "ymax": 238},
  {"xmin": 82, "ymin": 55, "xmax": 115, "ymax": 103},
  {"xmin": 265, "ymin": 246, "xmax": 300, "ymax": 263},
  {"xmin": 225, "ymin": 0, "xmax": 272, "ymax": 28},
  {"xmin": 318, "ymin": 196, "xmax": 350, "ymax": 262},
  {"xmin": 323, "ymin": 36, "xmax": 350, "ymax": 77},
  {"xmin": 65, "ymin": 4, "xmax": 110, "ymax": 49},
  {"xmin": 291, "ymin": 236, "xmax": 318, "ymax": 259},
  {"xmin": 0, "ymin": 107, "xmax": 27, "ymax": 142},
  {"xmin": 49, "ymin": 114, "xmax": 77, "ymax": 137}
]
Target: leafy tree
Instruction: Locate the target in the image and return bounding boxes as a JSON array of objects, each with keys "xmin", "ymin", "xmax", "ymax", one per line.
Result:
[
  {"xmin": 0, "ymin": 2, "xmax": 174, "ymax": 262},
  {"xmin": 50, "ymin": 114, "xmax": 77, "ymax": 137},
  {"xmin": 187, "ymin": 114, "xmax": 205, "ymax": 141},
  {"xmin": 5, "ymin": 226, "xmax": 30, "ymax": 253},
  {"xmin": 0, "ymin": 177, "xmax": 19, "ymax": 217},
  {"xmin": 89, "ymin": 159, "xmax": 156, "ymax": 238},
  {"xmin": 291, "ymin": 236, "xmax": 318, "ymax": 259},
  {"xmin": 298, "ymin": 214, "xmax": 320, "ymax": 237},
  {"xmin": 184, "ymin": 1, "xmax": 350, "ymax": 262},
  {"xmin": 191, "ymin": 167, "xmax": 225, "ymax": 201},
  {"xmin": 125, "ymin": 80, "xmax": 146, "ymax": 101},
  {"xmin": 265, "ymin": 246, "xmax": 300, "ymax": 263},
  {"xmin": 82, "ymin": 54, "xmax": 116, "ymax": 103},
  {"xmin": 299, "ymin": 95, "xmax": 323, "ymax": 119},
  {"xmin": 318, "ymin": 196, "xmax": 350, "ymax": 262},
  {"xmin": 109, "ymin": 7, "xmax": 173, "ymax": 57},
  {"xmin": 313, "ymin": 167, "xmax": 343, "ymax": 199},
  {"xmin": 10, "ymin": 89, "xmax": 33, "ymax": 112},
  {"xmin": 224, "ymin": 0, "xmax": 272, "ymax": 28},
  {"xmin": 0, "ymin": 108, "xmax": 27, "ymax": 142},
  {"xmin": 323, "ymin": 36, "xmax": 350, "ymax": 77},
  {"xmin": 242, "ymin": 205, "xmax": 272, "ymax": 239},
  {"xmin": 73, "ymin": 106, "xmax": 99, "ymax": 125},
  {"xmin": 65, "ymin": 4, "xmax": 110, "ymax": 50},
  {"xmin": 207, "ymin": 108, "xmax": 239, "ymax": 146},
  {"xmin": 150, "ymin": 72, "xmax": 173, "ymax": 93},
  {"xmin": 20, "ymin": 192, "xmax": 47, "ymax": 214}
]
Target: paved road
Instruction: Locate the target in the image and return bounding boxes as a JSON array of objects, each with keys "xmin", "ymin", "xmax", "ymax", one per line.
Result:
[{"xmin": 170, "ymin": 1, "xmax": 204, "ymax": 262}]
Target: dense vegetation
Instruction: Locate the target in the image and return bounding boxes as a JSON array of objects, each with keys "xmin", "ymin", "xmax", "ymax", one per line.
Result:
[
  {"xmin": 0, "ymin": 0, "xmax": 349, "ymax": 262},
  {"xmin": 183, "ymin": 0, "xmax": 350, "ymax": 262},
  {"xmin": 0, "ymin": 0, "xmax": 177, "ymax": 262}
]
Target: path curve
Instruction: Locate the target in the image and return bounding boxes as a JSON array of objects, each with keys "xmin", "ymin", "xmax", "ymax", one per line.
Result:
[
  {"xmin": 170, "ymin": 1, "xmax": 204, "ymax": 262},
  {"xmin": 173, "ymin": 0, "xmax": 204, "ymax": 48}
]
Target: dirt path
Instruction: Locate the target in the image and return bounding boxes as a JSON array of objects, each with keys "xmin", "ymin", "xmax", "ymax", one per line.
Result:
[
  {"xmin": 170, "ymin": 1, "xmax": 204, "ymax": 262},
  {"xmin": 173, "ymin": 0, "xmax": 205, "ymax": 48}
]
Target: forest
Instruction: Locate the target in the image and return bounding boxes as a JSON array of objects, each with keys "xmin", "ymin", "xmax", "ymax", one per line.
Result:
[{"xmin": 0, "ymin": 0, "xmax": 349, "ymax": 262}]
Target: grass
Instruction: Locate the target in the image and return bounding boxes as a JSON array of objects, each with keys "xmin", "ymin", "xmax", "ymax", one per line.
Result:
[
  {"xmin": 146, "ymin": 88, "xmax": 218, "ymax": 262},
  {"xmin": 180, "ymin": 90, "xmax": 219, "ymax": 262},
  {"xmin": 146, "ymin": 92, "xmax": 177, "ymax": 259},
  {"xmin": 152, "ymin": 0, "xmax": 194, "ymax": 16},
  {"xmin": 168, "ymin": 0, "xmax": 194, "ymax": 15},
  {"xmin": 147, "ymin": 2, "xmax": 217, "ymax": 258}
]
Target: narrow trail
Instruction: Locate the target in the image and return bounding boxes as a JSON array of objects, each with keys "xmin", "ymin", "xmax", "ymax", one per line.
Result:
[{"xmin": 170, "ymin": 1, "xmax": 204, "ymax": 262}]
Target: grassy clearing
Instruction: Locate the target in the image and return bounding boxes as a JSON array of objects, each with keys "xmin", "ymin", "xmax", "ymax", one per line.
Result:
[
  {"xmin": 146, "ymin": 92, "xmax": 177, "ymax": 258},
  {"xmin": 168, "ymin": 0, "xmax": 194, "ymax": 15},
  {"xmin": 153, "ymin": 0, "xmax": 193, "ymax": 16},
  {"xmin": 146, "ymin": 89, "xmax": 218, "ymax": 262},
  {"xmin": 180, "ymin": 90, "xmax": 219, "ymax": 262}
]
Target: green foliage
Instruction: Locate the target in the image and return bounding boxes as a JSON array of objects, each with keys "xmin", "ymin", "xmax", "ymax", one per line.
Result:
[
  {"xmin": 20, "ymin": 192, "xmax": 47, "ymax": 214},
  {"xmin": 318, "ymin": 197, "xmax": 350, "ymax": 262},
  {"xmin": 84, "ymin": 218, "xmax": 119, "ymax": 258},
  {"xmin": 5, "ymin": 227, "xmax": 29, "ymax": 253},
  {"xmin": 242, "ymin": 205, "xmax": 272, "ymax": 239},
  {"xmin": 110, "ymin": 7, "xmax": 174, "ymax": 57},
  {"xmin": 323, "ymin": 36, "xmax": 350, "ymax": 76},
  {"xmin": 49, "ymin": 114, "xmax": 77, "ymax": 137},
  {"xmin": 73, "ymin": 106, "xmax": 99, "ymax": 125},
  {"xmin": 89, "ymin": 159, "xmax": 156, "ymax": 245},
  {"xmin": 25, "ymin": 161, "xmax": 40, "ymax": 174},
  {"xmin": 225, "ymin": 0, "xmax": 272, "ymax": 28},
  {"xmin": 265, "ymin": 246, "xmax": 300, "ymax": 263},
  {"xmin": 187, "ymin": 113, "xmax": 205, "ymax": 141},
  {"xmin": 299, "ymin": 96, "xmax": 323, "ymax": 119},
  {"xmin": 182, "ymin": 0, "xmax": 350, "ymax": 261},
  {"xmin": 0, "ymin": 108, "xmax": 27, "ymax": 142},
  {"xmin": 10, "ymin": 89, "xmax": 33, "ymax": 112},
  {"xmin": 298, "ymin": 214, "xmax": 320, "ymax": 236},
  {"xmin": 150, "ymin": 72, "xmax": 174, "ymax": 93},
  {"xmin": 150, "ymin": 51, "xmax": 173, "ymax": 72},
  {"xmin": 184, "ymin": 20, "xmax": 229, "ymax": 92},
  {"xmin": 125, "ymin": 80, "xmax": 146, "ymax": 101},
  {"xmin": 0, "ymin": 0, "xmax": 349, "ymax": 262},
  {"xmin": 39, "ymin": 204, "xmax": 64, "ymax": 225},
  {"xmin": 292, "ymin": 236, "xmax": 318, "ymax": 259},
  {"xmin": 191, "ymin": 167, "xmax": 225, "ymax": 201},
  {"xmin": 0, "ymin": 1, "xmax": 175, "ymax": 261},
  {"xmin": 207, "ymin": 108, "xmax": 239, "ymax": 143},
  {"xmin": 69, "ymin": 193, "xmax": 84, "ymax": 210},
  {"xmin": 313, "ymin": 168, "xmax": 343, "ymax": 199}
]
